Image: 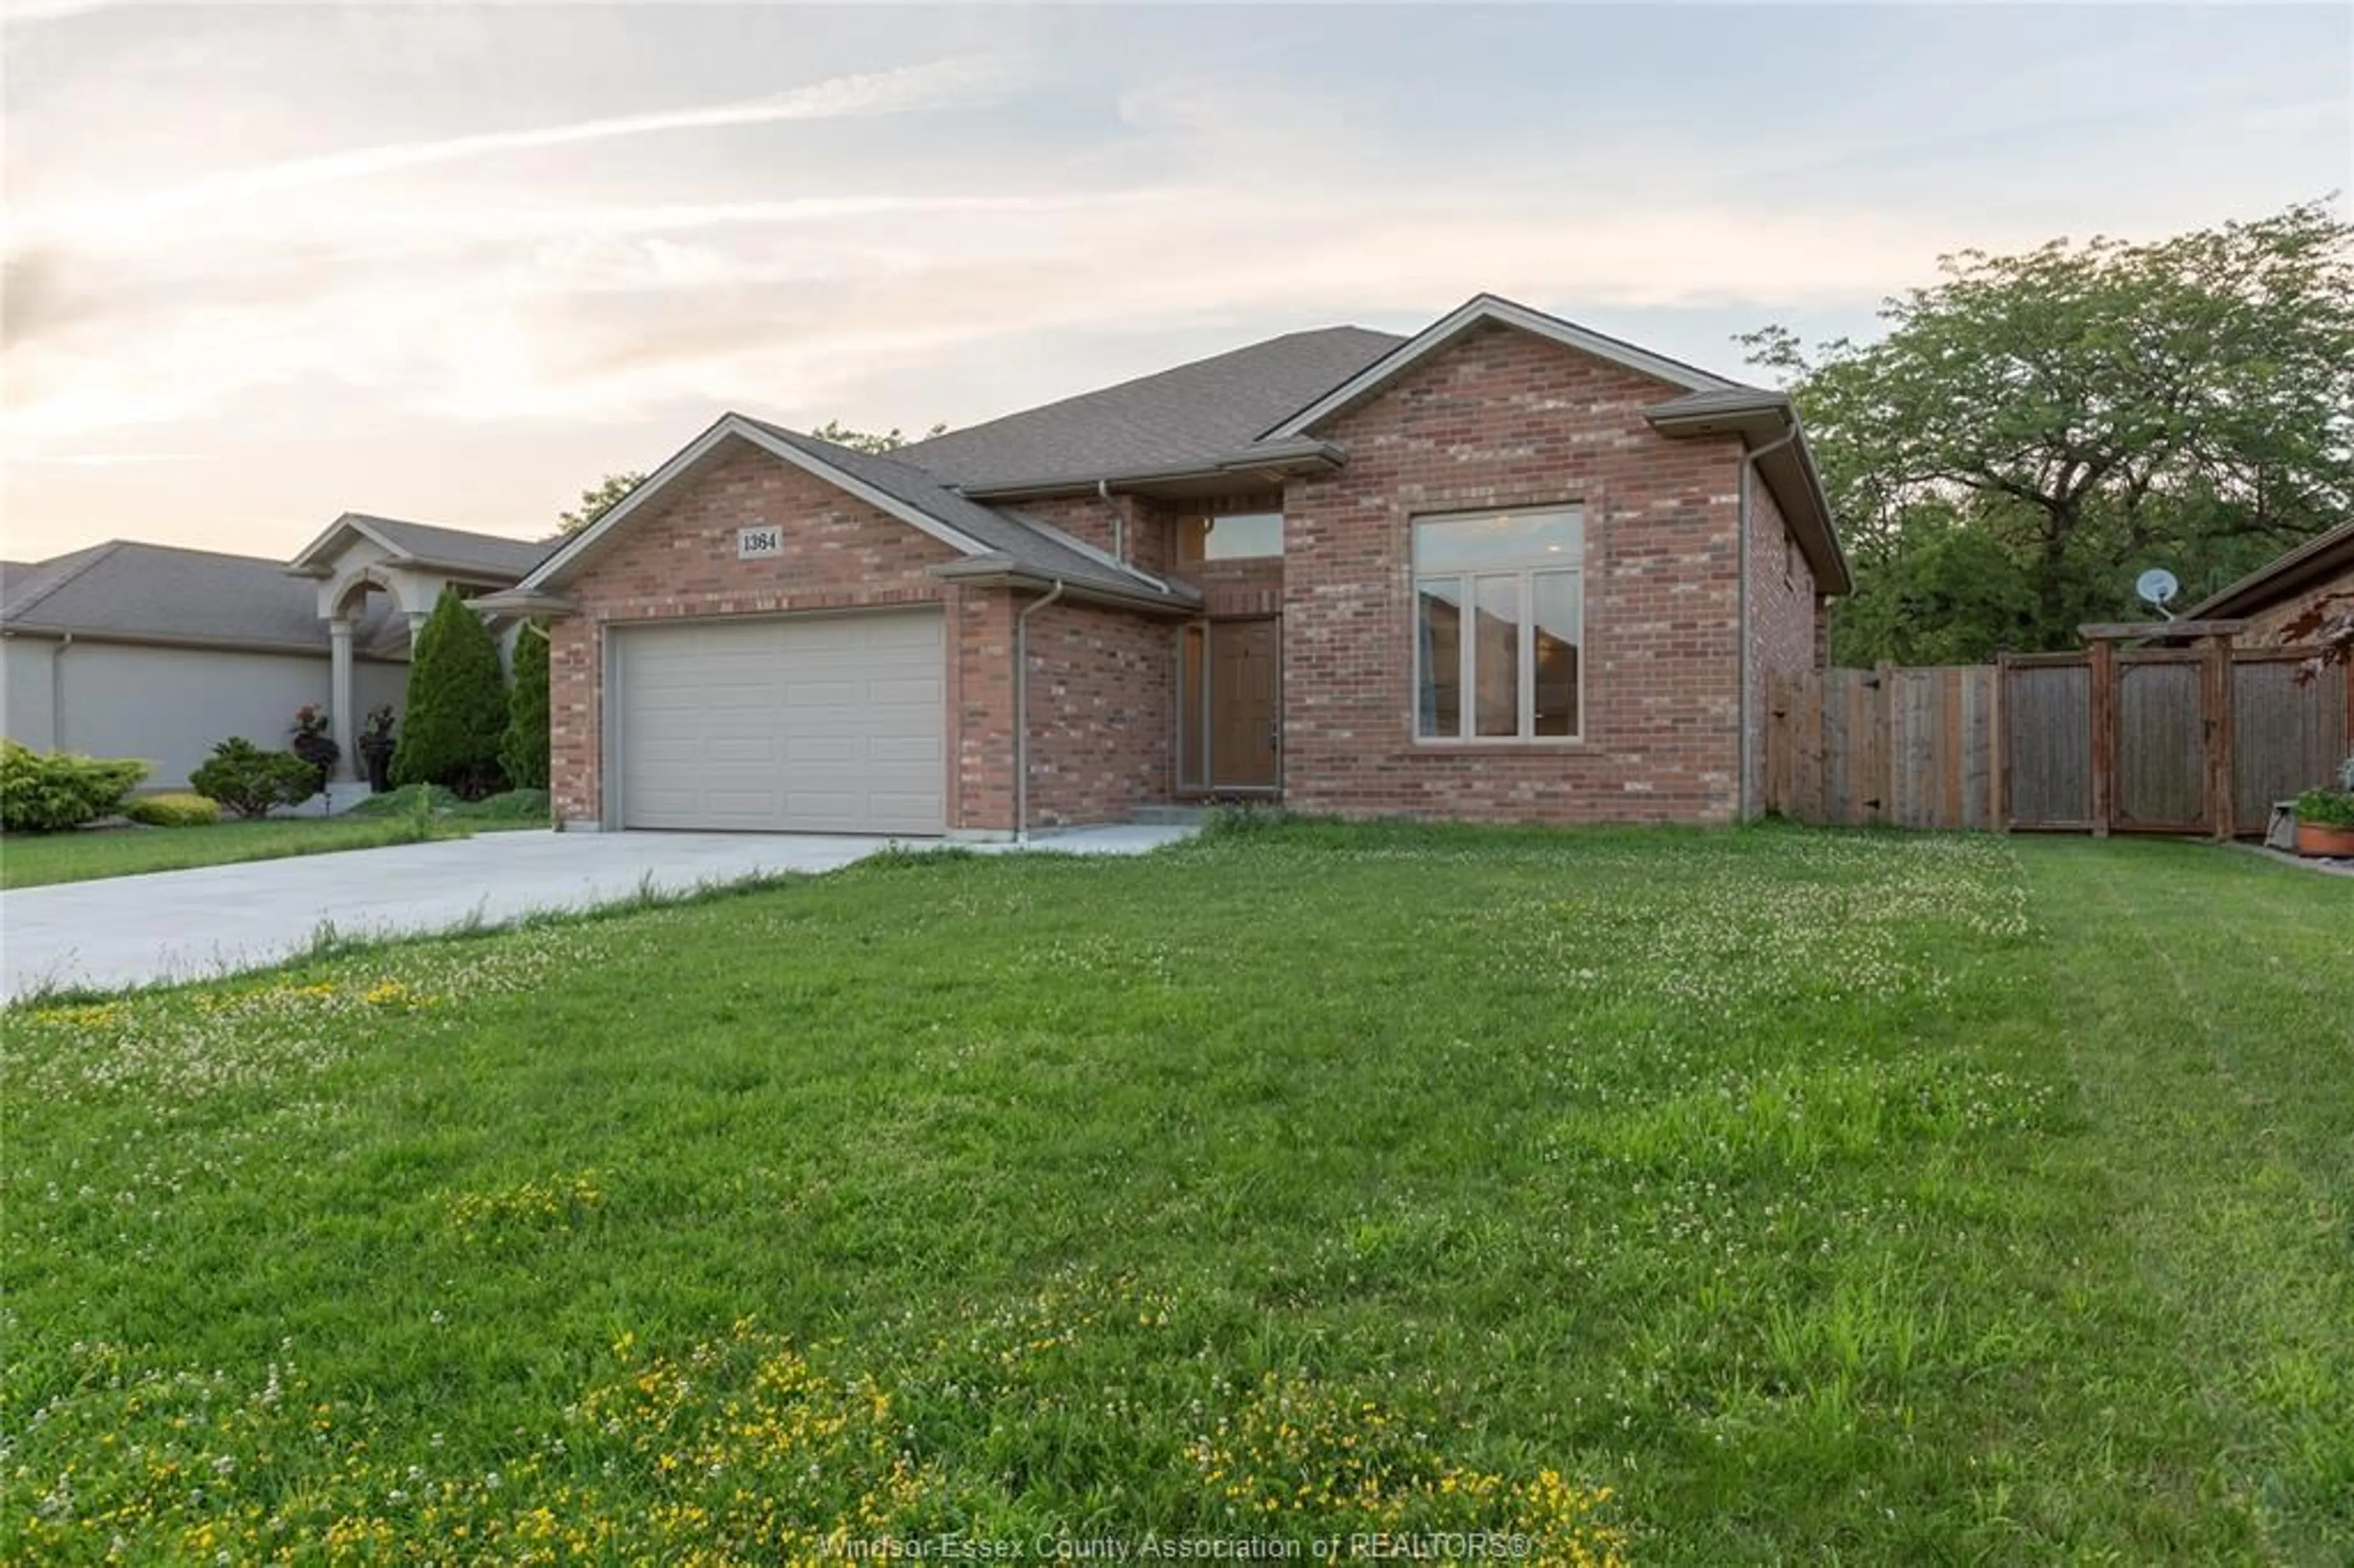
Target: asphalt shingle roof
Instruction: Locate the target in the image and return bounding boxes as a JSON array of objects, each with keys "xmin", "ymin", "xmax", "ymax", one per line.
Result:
[
  {"xmin": 348, "ymin": 515, "xmax": 556, "ymax": 576},
  {"xmin": 891, "ymin": 325, "xmax": 1405, "ymax": 491},
  {"xmin": 737, "ymin": 419, "xmax": 1194, "ymax": 604},
  {"xmin": 1, "ymin": 542, "xmax": 403, "ymax": 654}
]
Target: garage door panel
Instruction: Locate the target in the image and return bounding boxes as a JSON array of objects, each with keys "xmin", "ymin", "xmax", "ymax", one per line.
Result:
[
  {"xmin": 861, "ymin": 617, "xmax": 940, "ymax": 649},
  {"xmin": 783, "ymin": 735, "xmax": 858, "ymax": 764},
  {"xmin": 783, "ymin": 679, "xmax": 861, "ymax": 706},
  {"xmin": 617, "ymin": 611, "xmax": 945, "ymax": 834},
  {"xmin": 867, "ymin": 736, "xmax": 943, "ymax": 764},
  {"xmin": 866, "ymin": 677, "xmax": 942, "ymax": 706},
  {"xmin": 704, "ymin": 735, "xmax": 780, "ymax": 764}
]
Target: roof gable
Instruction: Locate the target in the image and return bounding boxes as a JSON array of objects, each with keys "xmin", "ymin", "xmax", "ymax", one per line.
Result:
[
  {"xmin": 511, "ymin": 414, "xmax": 1191, "ymax": 608},
  {"xmin": 1262, "ymin": 294, "xmax": 1741, "ymax": 441},
  {"xmin": 287, "ymin": 512, "xmax": 550, "ymax": 580}
]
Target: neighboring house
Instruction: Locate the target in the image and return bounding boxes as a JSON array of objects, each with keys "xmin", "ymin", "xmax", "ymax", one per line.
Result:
[
  {"xmin": 283, "ymin": 512, "xmax": 556, "ymax": 774},
  {"xmin": 482, "ymin": 294, "xmax": 1849, "ymax": 836},
  {"xmin": 1, "ymin": 519, "xmax": 552, "ymax": 790},
  {"xmin": 1, "ymin": 542, "xmax": 414, "ymax": 789},
  {"xmin": 2183, "ymin": 520, "xmax": 2354, "ymax": 644}
]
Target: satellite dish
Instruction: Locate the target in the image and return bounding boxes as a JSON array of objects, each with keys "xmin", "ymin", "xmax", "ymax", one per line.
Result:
[{"xmin": 2136, "ymin": 568, "xmax": 2180, "ymax": 618}]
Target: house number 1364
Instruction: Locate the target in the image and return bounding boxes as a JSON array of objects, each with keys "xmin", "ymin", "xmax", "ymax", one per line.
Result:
[{"xmin": 737, "ymin": 527, "xmax": 783, "ymax": 559}]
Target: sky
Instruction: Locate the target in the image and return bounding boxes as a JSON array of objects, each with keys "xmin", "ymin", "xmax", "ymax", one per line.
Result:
[{"xmin": 3, "ymin": 2, "xmax": 2349, "ymax": 563}]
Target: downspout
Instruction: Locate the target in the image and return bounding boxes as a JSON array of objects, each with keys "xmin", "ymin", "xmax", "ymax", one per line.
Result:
[
  {"xmin": 1098, "ymin": 479, "xmax": 1125, "ymax": 565},
  {"xmin": 1738, "ymin": 417, "xmax": 1802, "ymax": 822},
  {"xmin": 1012, "ymin": 579, "xmax": 1068, "ymax": 843},
  {"xmin": 51, "ymin": 631, "xmax": 74, "ymax": 752}
]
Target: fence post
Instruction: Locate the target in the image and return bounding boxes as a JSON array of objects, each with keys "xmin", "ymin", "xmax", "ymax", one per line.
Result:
[
  {"xmin": 1873, "ymin": 661, "xmax": 1894, "ymax": 825},
  {"xmin": 2087, "ymin": 637, "xmax": 2115, "ymax": 838},
  {"xmin": 2205, "ymin": 634, "xmax": 2234, "ymax": 842},
  {"xmin": 1990, "ymin": 655, "xmax": 2010, "ymax": 832}
]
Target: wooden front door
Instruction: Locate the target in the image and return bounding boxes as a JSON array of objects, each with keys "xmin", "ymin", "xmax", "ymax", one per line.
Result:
[{"xmin": 1180, "ymin": 619, "xmax": 1281, "ymax": 793}]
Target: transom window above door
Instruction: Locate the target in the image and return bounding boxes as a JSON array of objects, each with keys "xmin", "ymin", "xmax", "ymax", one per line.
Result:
[
  {"xmin": 1413, "ymin": 507, "xmax": 1583, "ymax": 742},
  {"xmin": 1178, "ymin": 511, "xmax": 1283, "ymax": 563}
]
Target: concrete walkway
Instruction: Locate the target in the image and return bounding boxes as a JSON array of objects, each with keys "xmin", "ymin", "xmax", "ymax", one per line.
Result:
[{"xmin": 0, "ymin": 825, "xmax": 1196, "ymax": 1000}]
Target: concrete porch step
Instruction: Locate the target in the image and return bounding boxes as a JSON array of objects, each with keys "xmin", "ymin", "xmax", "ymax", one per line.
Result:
[{"xmin": 320, "ymin": 780, "xmax": 379, "ymax": 816}]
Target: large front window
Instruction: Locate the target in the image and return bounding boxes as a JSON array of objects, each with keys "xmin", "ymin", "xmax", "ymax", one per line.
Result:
[{"xmin": 1414, "ymin": 507, "xmax": 1583, "ymax": 741}]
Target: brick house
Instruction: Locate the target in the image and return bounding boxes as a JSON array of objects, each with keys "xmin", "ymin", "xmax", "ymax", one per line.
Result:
[
  {"xmin": 482, "ymin": 295, "xmax": 1850, "ymax": 837},
  {"xmin": 2182, "ymin": 519, "xmax": 2354, "ymax": 646}
]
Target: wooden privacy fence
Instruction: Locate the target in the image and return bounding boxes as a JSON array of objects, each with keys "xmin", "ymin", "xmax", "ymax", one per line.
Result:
[{"xmin": 1767, "ymin": 642, "xmax": 2350, "ymax": 837}]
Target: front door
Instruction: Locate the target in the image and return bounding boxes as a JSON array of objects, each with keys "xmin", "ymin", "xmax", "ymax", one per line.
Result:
[{"xmin": 1180, "ymin": 619, "xmax": 1281, "ymax": 793}]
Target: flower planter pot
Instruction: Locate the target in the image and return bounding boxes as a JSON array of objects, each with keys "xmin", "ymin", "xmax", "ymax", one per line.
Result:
[
  {"xmin": 357, "ymin": 737, "xmax": 397, "ymax": 794},
  {"xmin": 2294, "ymin": 820, "xmax": 2354, "ymax": 858}
]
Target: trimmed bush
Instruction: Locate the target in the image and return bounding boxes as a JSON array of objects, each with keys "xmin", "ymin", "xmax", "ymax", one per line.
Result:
[
  {"xmin": 345, "ymin": 783, "xmax": 463, "ymax": 818},
  {"xmin": 501, "ymin": 622, "xmax": 550, "ymax": 791},
  {"xmin": 0, "ymin": 741, "xmax": 150, "ymax": 833},
  {"xmin": 125, "ymin": 793, "xmax": 223, "ymax": 828},
  {"xmin": 455, "ymin": 788, "xmax": 550, "ymax": 822},
  {"xmin": 392, "ymin": 587, "xmax": 509, "ymax": 799},
  {"xmin": 190, "ymin": 739, "xmax": 321, "ymax": 820}
]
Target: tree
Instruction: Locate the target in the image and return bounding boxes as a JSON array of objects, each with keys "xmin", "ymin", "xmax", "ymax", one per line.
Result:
[
  {"xmin": 558, "ymin": 473, "xmax": 645, "ymax": 534},
  {"xmin": 1826, "ymin": 511, "xmax": 2043, "ymax": 666},
  {"xmin": 807, "ymin": 419, "xmax": 947, "ymax": 455},
  {"xmin": 392, "ymin": 587, "xmax": 509, "ymax": 797},
  {"xmin": 501, "ymin": 621, "xmax": 550, "ymax": 791},
  {"xmin": 1745, "ymin": 199, "xmax": 2354, "ymax": 660}
]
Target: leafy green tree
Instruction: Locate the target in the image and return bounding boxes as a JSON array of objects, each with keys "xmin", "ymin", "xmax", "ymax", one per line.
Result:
[
  {"xmin": 392, "ymin": 587, "xmax": 509, "ymax": 797},
  {"xmin": 558, "ymin": 473, "xmax": 645, "ymax": 535},
  {"xmin": 1745, "ymin": 199, "xmax": 2354, "ymax": 658},
  {"xmin": 807, "ymin": 419, "xmax": 947, "ymax": 454},
  {"xmin": 501, "ymin": 622, "xmax": 550, "ymax": 791},
  {"xmin": 1828, "ymin": 512, "xmax": 2044, "ymax": 666}
]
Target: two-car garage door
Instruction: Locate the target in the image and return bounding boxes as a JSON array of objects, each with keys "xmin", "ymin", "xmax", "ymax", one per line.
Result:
[{"xmin": 614, "ymin": 610, "xmax": 945, "ymax": 835}]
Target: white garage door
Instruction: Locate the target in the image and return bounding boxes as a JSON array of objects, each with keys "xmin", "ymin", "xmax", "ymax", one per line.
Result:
[{"xmin": 615, "ymin": 610, "xmax": 945, "ymax": 834}]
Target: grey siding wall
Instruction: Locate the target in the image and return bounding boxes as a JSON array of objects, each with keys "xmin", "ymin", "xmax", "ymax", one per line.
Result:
[
  {"xmin": 0, "ymin": 637, "xmax": 407, "ymax": 788},
  {"xmin": 1, "ymin": 638, "xmax": 59, "ymax": 750}
]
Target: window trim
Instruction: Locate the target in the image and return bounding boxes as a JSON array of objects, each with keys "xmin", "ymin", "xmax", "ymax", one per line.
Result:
[{"xmin": 1410, "ymin": 506, "xmax": 1586, "ymax": 746}]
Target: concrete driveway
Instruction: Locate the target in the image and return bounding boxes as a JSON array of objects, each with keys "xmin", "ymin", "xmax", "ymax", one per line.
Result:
[{"xmin": 0, "ymin": 825, "xmax": 1194, "ymax": 1001}]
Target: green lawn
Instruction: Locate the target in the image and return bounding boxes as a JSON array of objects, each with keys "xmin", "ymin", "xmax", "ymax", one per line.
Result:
[
  {"xmin": 3, "ymin": 823, "xmax": 2348, "ymax": 1562},
  {"xmin": 0, "ymin": 815, "xmax": 525, "ymax": 889}
]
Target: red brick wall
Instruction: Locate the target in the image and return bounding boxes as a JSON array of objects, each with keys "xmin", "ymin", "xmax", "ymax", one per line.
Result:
[
  {"xmin": 1743, "ymin": 473, "xmax": 1819, "ymax": 813},
  {"xmin": 549, "ymin": 440, "xmax": 994, "ymax": 828},
  {"xmin": 1023, "ymin": 599, "xmax": 1174, "ymax": 826},
  {"xmin": 1012, "ymin": 492, "xmax": 1169, "ymax": 578},
  {"xmin": 2241, "ymin": 561, "xmax": 2354, "ymax": 644},
  {"xmin": 929, "ymin": 492, "xmax": 1182, "ymax": 826},
  {"xmin": 1278, "ymin": 320, "xmax": 1748, "ymax": 824},
  {"xmin": 548, "ymin": 436, "xmax": 1180, "ymax": 835}
]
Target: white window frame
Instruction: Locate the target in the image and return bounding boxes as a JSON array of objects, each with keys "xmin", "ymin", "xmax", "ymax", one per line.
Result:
[{"xmin": 1411, "ymin": 506, "xmax": 1585, "ymax": 744}]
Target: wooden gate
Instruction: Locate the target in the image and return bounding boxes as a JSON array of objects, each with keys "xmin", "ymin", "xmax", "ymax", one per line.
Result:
[{"xmin": 2112, "ymin": 650, "xmax": 2212, "ymax": 832}]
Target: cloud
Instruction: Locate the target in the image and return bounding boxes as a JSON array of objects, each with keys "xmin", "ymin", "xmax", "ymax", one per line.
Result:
[
  {"xmin": 9, "ymin": 55, "xmax": 1018, "ymax": 245},
  {"xmin": 0, "ymin": 0, "xmax": 127, "ymax": 24}
]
